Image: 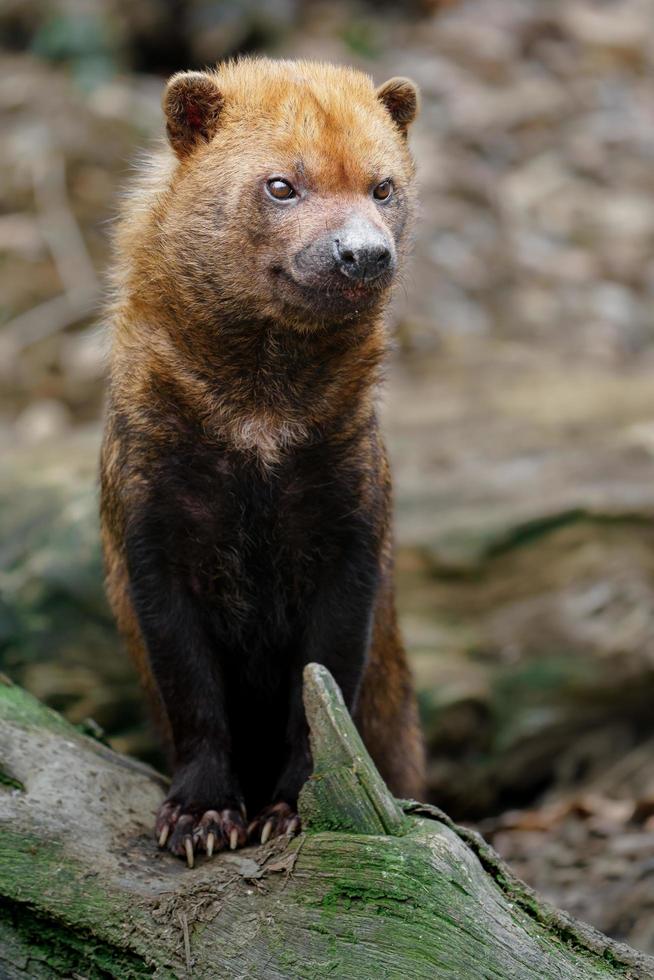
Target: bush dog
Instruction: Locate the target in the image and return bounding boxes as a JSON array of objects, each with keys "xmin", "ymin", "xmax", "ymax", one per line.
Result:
[{"xmin": 101, "ymin": 58, "xmax": 425, "ymax": 866}]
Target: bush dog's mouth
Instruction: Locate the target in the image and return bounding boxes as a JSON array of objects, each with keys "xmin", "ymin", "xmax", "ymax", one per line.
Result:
[{"xmin": 272, "ymin": 265, "xmax": 392, "ymax": 318}]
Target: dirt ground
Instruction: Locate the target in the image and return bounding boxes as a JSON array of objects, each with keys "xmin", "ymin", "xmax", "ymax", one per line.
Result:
[{"xmin": 2, "ymin": 0, "xmax": 654, "ymax": 955}]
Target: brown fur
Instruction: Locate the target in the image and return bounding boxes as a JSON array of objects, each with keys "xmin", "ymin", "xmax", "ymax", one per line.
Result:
[{"xmin": 101, "ymin": 58, "xmax": 425, "ymax": 841}]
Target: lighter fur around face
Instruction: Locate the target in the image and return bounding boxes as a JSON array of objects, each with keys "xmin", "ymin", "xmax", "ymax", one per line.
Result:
[{"xmin": 106, "ymin": 58, "xmax": 417, "ymax": 465}]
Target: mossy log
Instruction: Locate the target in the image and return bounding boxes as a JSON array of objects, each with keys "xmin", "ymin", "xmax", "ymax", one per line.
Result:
[{"xmin": 0, "ymin": 665, "xmax": 652, "ymax": 980}]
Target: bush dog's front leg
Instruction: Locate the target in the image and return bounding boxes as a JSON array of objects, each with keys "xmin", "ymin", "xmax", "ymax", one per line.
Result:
[{"xmin": 126, "ymin": 520, "xmax": 247, "ymax": 866}]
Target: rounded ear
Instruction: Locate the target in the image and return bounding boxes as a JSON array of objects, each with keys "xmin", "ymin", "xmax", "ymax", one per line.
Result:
[
  {"xmin": 163, "ymin": 71, "xmax": 224, "ymax": 158},
  {"xmin": 376, "ymin": 77, "xmax": 419, "ymax": 136}
]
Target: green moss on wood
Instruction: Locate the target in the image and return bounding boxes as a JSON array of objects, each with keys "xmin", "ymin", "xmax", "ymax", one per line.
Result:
[
  {"xmin": 0, "ymin": 675, "xmax": 74, "ymax": 737},
  {"xmin": 0, "ymin": 830, "xmax": 181, "ymax": 978},
  {"xmin": 0, "ymin": 899, "xmax": 154, "ymax": 979},
  {"xmin": 1, "ymin": 668, "xmax": 652, "ymax": 979},
  {"xmin": 300, "ymin": 664, "xmax": 406, "ymax": 837},
  {"xmin": 0, "ymin": 831, "xmax": 124, "ymax": 926},
  {"xmin": 0, "ymin": 769, "xmax": 24, "ymax": 792}
]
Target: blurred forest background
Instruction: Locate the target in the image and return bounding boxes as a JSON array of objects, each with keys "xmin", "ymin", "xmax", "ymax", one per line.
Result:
[{"xmin": 3, "ymin": 0, "xmax": 654, "ymax": 954}]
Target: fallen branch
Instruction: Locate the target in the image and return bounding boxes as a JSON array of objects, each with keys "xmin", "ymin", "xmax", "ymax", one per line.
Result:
[{"xmin": 0, "ymin": 665, "xmax": 652, "ymax": 979}]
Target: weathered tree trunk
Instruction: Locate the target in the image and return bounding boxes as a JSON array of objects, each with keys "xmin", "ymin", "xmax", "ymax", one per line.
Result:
[{"xmin": 0, "ymin": 665, "xmax": 652, "ymax": 980}]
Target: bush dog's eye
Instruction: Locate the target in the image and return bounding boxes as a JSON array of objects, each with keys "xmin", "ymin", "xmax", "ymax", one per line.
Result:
[
  {"xmin": 373, "ymin": 179, "xmax": 394, "ymax": 202},
  {"xmin": 266, "ymin": 178, "xmax": 296, "ymax": 201}
]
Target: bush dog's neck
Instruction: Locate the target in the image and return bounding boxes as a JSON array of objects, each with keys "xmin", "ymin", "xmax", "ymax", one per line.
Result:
[{"xmin": 112, "ymin": 296, "xmax": 389, "ymax": 461}]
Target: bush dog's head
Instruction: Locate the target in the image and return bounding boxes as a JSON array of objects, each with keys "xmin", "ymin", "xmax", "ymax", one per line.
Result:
[{"xmin": 158, "ymin": 58, "xmax": 418, "ymax": 331}]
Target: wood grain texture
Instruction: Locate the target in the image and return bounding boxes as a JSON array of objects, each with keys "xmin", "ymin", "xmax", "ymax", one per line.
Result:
[{"xmin": 0, "ymin": 670, "xmax": 652, "ymax": 979}]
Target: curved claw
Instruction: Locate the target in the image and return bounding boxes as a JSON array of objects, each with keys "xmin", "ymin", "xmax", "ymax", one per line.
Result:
[
  {"xmin": 155, "ymin": 799, "xmax": 248, "ymax": 866},
  {"xmin": 249, "ymin": 802, "xmax": 301, "ymax": 845},
  {"xmin": 286, "ymin": 816, "xmax": 301, "ymax": 837}
]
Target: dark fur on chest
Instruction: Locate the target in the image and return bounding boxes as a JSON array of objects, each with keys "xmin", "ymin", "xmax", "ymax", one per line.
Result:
[
  {"xmin": 114, "ymin": 419, "xmax": 385, "ymax": 813},
  {"xmin": 134, "ymin": 432, "xmax": 381, "ymax": 660}
]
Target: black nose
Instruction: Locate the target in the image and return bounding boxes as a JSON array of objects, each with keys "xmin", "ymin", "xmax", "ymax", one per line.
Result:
[{"xmin": 333, "ymin": 236, "xmax": 393, "ymax": 281}]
